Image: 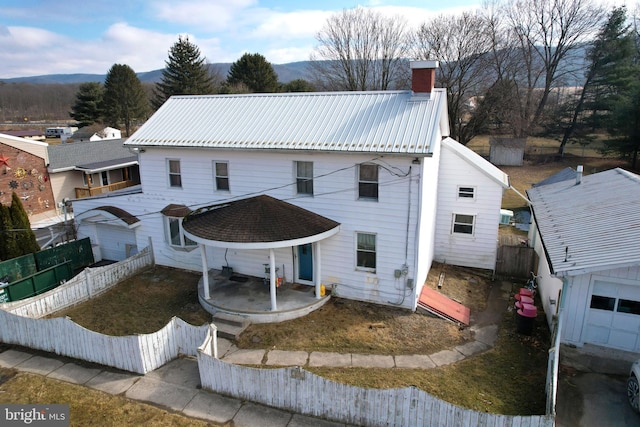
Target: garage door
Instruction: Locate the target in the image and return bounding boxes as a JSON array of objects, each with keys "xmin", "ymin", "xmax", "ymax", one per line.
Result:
[
  {"xmin": 95, "ymin": 224, "xmax": 137, "ymax": 261},
  {"xmin": 585, "ymin": 280, "xmax": 640, "ymax": 351}
]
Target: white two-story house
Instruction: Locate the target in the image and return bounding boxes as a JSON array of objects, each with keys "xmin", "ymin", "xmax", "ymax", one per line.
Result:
[{"xmin": 72, "ymin": 61, "xmax": 509, "ymax": 317}]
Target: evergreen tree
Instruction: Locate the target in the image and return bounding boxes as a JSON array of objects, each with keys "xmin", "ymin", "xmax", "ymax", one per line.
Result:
[
  {"xmin": 0, "ymin": 203, "xmax": 15, "ymax": 261},
  {"xmin": 153, "ymin": 36, "xmax": 215, "ymax": 109},
  {"xmin": 69, "ymin": 82, "xmax": 104, "ymax": 127},
  {"xmin": 227, "ymin": 53, "xmax": 279, "ymax": 93},
  {"xmin": 9, "ymin": 193, "xmax": 39, "ymax": 257},
  {"xmin": 103, "ymin": 64, "xmax": 149, "ymax": 136},
  {"xmin": 280, "ymin": 79, "xmax": 315, "ymax": 92},
  {"xmin": 559, "ymin": 7, "xmax": 636, "ymax": 154}
]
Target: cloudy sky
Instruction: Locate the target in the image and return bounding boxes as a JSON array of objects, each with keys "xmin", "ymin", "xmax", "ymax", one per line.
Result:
[{"xmin": 0, "ymin": 0, "xmax": 486, "ymax": 79}]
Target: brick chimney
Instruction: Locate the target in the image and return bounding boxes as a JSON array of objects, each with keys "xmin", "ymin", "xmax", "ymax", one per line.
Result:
[{"xmin": 410, "ymin": 60, "xmax": 439, "ymax": 95}]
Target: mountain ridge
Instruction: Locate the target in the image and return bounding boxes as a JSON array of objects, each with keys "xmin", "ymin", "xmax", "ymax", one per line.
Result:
[{"xmin": 0, "ymin": 61, "xmax": 314, "ymax": 85}]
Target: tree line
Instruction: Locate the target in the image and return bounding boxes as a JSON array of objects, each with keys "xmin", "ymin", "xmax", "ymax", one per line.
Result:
[{"xmin": 1, "ymin": 1, "xmax": 639, "ymax": 167}]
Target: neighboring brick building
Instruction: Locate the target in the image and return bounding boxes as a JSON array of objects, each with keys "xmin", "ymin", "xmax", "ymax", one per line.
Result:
[{"xmin": 0, "ymin": 133, "xmax": 56, "ymax": 219}]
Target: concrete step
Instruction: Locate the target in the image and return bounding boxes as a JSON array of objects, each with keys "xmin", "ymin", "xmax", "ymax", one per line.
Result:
[
  {"xmin": 212, "ymin": 313, "xmax": 251, "ymax": 341},
  {"xmin": 212, "ymin": 312, "xmax": 251, "ymax": 328}
]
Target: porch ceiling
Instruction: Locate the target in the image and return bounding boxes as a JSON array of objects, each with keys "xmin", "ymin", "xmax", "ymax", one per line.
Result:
[{"xmin": 183, "ymin": 195, "xmax": 340, "ymax": 249}]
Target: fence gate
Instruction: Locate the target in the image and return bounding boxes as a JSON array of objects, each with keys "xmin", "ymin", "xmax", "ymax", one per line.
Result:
[{"xmin": 496, "ymin": 235, "xmax": 539, "ymax": 279}]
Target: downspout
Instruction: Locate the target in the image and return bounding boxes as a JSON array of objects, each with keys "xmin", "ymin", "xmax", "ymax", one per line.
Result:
[
  {"xmin": 546, "ymin": 275, "xmax": 567, "ymax": 416},
  {"xmin": 389, "ymin": 165, "xmax": 413, "ymax": 306}
]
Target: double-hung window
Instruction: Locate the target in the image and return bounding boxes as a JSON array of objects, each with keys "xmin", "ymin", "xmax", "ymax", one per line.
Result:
[
  {"xmin": 214, "ymin": 161, "xmax": 229, "ymax": 191},
  {"xmin": 168, "ymin": 159, "xmax": 182, "ymax": 188},
  {"xmin": 295, "ymin": 161, "xmax": 313, "ymax": 195},
  {"xmin": 452, "ymin": 214, "xmax": 475, "ymax": 235},
  {"xmin": 356, "ymin": 232, "xmax": 376, "ymax": 271},
  {"xmin": 358, "ymin": 163, "xmax": 378, "ymax": 200}
]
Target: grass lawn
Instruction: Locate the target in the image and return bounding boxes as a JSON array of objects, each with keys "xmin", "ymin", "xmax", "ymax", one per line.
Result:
[
  {"xmin": 0, "ymin": 367, "xmax": 221, "ymax": 427},
  {"xmin": 51, "ymin": 267, "xmax": 212, "ymax": 335},
  {"xmin": 50, "ymin": 262, "xmax": 549, "ymax": 415}
]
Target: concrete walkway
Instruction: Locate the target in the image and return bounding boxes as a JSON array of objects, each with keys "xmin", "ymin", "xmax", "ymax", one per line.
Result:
[{"xmin": 0, "ymin": 281, "xmax": 511, "ymax": 426}]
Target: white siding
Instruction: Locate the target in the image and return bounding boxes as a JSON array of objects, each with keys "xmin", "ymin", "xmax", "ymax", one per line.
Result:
[
  {"xmin": 75, "ymin": 149, "xmax": 423, "ymax": 309},
  {"xmin": 434, "ymin": 143, "xmax": 504, "ymax": 270},
  {"xmin": 412, "ymin": 143, "xmax": 442, "ymax": 309},
  {"xmin": 562, "ymin": 267, "xmax": 640, "ymax": 347}
]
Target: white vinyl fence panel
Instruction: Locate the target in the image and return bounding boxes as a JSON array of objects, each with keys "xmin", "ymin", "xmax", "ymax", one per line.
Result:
[
  {"xmin": 0, "ymin": 309, "xmax": 208, "ymax": 374},
  {"xmin": 197, "ymin": 331, "xmax": 554, "ymax": 427}
]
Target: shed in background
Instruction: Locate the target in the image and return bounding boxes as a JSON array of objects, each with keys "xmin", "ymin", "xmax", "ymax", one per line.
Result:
[{"xmin": 489, "ymin": 137, "xmax": 526, "ymax": 166}]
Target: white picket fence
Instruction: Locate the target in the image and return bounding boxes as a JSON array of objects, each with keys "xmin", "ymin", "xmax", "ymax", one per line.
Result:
[
  {"xmin": 0, "ymin": 310, "xmax": 209, "ymax": 373},
  {"xmin": 2, "ymin": 245, "xmax": 154, "ymax": 319},
  {"xmin": 197, "ymin": 330, "xmax": 554, "ymax": 427},
  {"xmin": 0, "ymin": 246, "xmax": 555, "ymax": 425},
  {"xmin": 0, "ymin": 244, "xmax": 210, "ymax": 374}
]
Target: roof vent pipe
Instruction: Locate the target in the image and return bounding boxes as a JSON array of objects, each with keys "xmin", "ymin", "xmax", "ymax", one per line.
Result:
[{"xmin": 576, "ymin": 165, "xmax": 583, "ymax": 185}]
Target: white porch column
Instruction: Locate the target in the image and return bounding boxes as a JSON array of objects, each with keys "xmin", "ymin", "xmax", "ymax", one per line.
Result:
[
  {"xmin": 314, "ymin": 242, "xmax": 322, "ymax": 299},
  {"xmin": 200, "ymin": 244, "xmax": 210, "ymax": 300},
  {"xmin": 269, "ymin": 248, "xmax": 277, "ymax": 311}
]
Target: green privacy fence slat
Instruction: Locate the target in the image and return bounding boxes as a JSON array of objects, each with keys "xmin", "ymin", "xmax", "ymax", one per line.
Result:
[
  {"xmin": 0, "ymin": 254, "xmax": 37, "ymax": 284},
  {"xmin": 34, "ymin": 238, "xmax": 94, "ymax": 271},
  {"xmin": 1, "ymin": 261, "xmax": 73, "ymax": 302}
]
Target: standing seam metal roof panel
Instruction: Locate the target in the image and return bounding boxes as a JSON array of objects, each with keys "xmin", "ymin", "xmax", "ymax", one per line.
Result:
[
  {"xmin": 527, "ymin": 168, "xmax": 640, "ymax": 275},
  {"xmin": 126, "ymin": 90, "xmax": 447, "ymax": 155}
]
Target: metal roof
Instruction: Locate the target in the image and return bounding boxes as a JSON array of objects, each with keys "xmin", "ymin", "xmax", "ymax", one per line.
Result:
[
  {"xmin": 48, "ymin": 138, "xmax": 137, "ymax": 172},
  {"xmin": 125, "ymin": 89, "xmax": 448, "ymax": 155},
  {"xmin": 527, "ymin": 168, "xmax": 640, "ymax": 276}
]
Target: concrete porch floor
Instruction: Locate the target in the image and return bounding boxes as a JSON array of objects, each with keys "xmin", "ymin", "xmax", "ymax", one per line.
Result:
[{"xmin": 197, "ymin": 269, "xmax": 331, "ymax": 323}]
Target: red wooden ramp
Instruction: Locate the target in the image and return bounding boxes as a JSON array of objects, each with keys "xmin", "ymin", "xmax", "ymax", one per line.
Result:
[{"xmin": 418, "ymin": 286, "xmax": 470, "ymax": 326}]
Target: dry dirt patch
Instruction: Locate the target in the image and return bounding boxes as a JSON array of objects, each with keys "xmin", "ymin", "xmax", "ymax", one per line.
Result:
[{"xmin": 237, "ymin": 262, "xmax": 492, "ymax": 355}]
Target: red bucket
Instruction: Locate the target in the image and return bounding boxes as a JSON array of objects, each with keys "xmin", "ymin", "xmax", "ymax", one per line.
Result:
[
  {"xmin": 518, "ymin": 295, "xmax": 534, "ymax": 305},
  {"xmin": 519, "ymin": 288, "xmax": 534, "ymax": 297}
]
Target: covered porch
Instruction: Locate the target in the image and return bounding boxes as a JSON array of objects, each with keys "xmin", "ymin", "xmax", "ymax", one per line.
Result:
[
  {"xmin": 197, "ymin": 269, "xmax": 331, "ymax": 323},
  {"xmin": 184, "ymin": 195, "xmax": 341, "ymax": 324}
]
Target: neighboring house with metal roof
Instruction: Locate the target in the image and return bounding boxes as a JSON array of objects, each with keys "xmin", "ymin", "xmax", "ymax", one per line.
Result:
[
  {"xmin": 527, "ymin": 167, "xmax": 640, "ymax": 352},
  {"xmin": 47, "ymin": 138, "xmax": 140, "ymax": 203},
  {"xmin": 72, "ymin": 61, "xmax": 510, "ymax": 316}
]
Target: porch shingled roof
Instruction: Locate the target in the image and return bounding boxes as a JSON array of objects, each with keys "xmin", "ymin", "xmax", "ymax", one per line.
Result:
[
  {"xmin": 182, "ymin": 195, "xmax": 340, "ymax": 244},
  {"xmin": 94, "ymin": 206, "xmax": 140, "ymax": 225}
]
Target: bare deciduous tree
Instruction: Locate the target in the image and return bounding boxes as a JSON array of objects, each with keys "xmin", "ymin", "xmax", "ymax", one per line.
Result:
[
  {"xmin": 412, "ymin": 12, "xmax": 493, "ymax": 144},
  {"xmin": 310, "ymin": 7, "xmax": 410, "ymax": 91},
  {"xmin": 484, "ymin": 0, "xmax": 605, "ymax": 137}
]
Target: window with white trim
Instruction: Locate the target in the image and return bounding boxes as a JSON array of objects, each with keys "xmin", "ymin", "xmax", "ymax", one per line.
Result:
[
  {"xmin": 458, "ymin": 186, "xmax": 475, "ymax": 199},
  {"xmin": 164, "ymin": 216, "xmax": 197, "ymax": 249},
  {"xmin": 214, "ymin": 161, "xmax": 229, "ymax": 191},
  {"xmin": 358, "ymin": 163, "xmax": 378, "ymax": 200},
  {"xmin": 452, "ymin": 214, "xmax": 475, "ymax": 235},
  {"xmin": 295, "ymin": 161, "xmax": 313, "ymax": 195},
  {"xmin": 356, "ymin": 232, "xmax": 376, "ymax": 271},
  {"xmin": 168, "ymin": 159, "xmax": 182, "ymax": 188}
]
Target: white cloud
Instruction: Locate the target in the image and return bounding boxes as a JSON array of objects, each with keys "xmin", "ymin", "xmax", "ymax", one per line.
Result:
[
  {"xmin": 151, "ymin": 0, "xmax": 258, "ymax": 29},
  {"xmin": 248, "ymin": 9, "xmax": 334, "ymax": 40}
]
